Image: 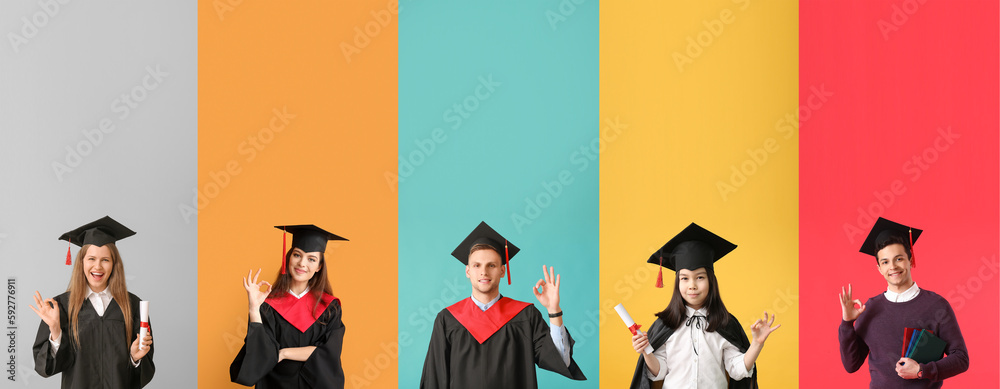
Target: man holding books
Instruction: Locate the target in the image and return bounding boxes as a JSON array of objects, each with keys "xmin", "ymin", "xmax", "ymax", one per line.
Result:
[{"xmin": 838, "ymin": 217, "xmax": 969, "ymax": 387}]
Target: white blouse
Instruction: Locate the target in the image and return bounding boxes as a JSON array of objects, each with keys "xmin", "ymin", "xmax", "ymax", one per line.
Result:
[{"xmin": 645, "ymin": 306, "xmax": 752, "ymax": 388}]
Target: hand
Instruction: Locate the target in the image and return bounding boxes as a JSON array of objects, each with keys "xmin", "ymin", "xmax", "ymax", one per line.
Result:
[
  {"xmin": 896, "ymin": 357, "xmax": 920, "ymax": 379},
  {"xmin": 631, "ymin": 330, "xmax": 651, "ymax": 354},
  {"xmin": 29, "ymin": 291, "xmax": 61, "ymax": 337},
  {"xmin": 532, "ymin": 265, "xmax": 561, "ymax": 313},
  {"xmin": 750, "ymin": 311, "xmax": 781, "ymax": 346},
  {"xmin": 129, "ymin": 328, "xmax": 152, "ymax": 361},
  {"xmin": 244, "ymin": 268, "xmax": 272, "ymax": 310},
  {"xmin": 839, "ymin": 284, "xmax": 866, "ymax": 322}
]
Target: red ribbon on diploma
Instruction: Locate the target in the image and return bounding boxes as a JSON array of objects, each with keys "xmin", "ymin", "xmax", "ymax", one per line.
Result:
[
  {"xmin": 141, "ymin": 322, "xmax": 150, "ymax": 329},
  {"xmin": 628, "ymin": 323, "xmax": 642, "ymax": 335}
]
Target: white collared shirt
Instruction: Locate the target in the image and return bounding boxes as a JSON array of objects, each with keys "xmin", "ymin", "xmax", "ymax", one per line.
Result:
[
  {"xmin": 471, "ymin": 294, "xmax": 571, "ymax": 367},
  {"xmin": 885, "ymin": 282, "xmax": 920, "ymax": 303},
  {"xmin": 87, "ymin": 287, "xmax": 113, "ymax": 317},
  {"xmin": 645, "ymin": 306, "xmax": 753, "ymax": 388},
  {"xmin": 289, "ymin": 287, "xmax": 310, "ymax": 299}
]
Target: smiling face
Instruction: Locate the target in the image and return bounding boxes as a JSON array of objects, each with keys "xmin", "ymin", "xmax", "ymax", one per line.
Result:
[
  {"xmin": 876, "ymin": 243, "xmax": 914, "ymax": 293},
  {"xmin": 288, "ymin": 247, "xmax": 322, "ymax": 285},
  {"xmin": 678, "ymin": 267, "xmax": 710, "ymax": 310},
  {"xmin": 82, "ymin": 244, "xmax": 114, "ymax": 292},
  {"xmin": 465, "ymin": 247, "xmax": 505, "ymax": 299}
]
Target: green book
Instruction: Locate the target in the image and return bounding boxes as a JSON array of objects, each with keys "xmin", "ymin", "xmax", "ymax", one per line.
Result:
[{"xmin": 907, "ymin": 329, "xmax": 946, "ymax": 363}]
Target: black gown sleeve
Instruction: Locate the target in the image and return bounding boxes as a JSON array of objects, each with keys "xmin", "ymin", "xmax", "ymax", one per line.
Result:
[
  {"xmin": 129, "ymin": 293, "xmax": 156, "ymax": 388},
  {"xmin": 300, "ymin": 300, "xmax": 346, "ymax": 388},
  {"xmin": 529, "ymin": 308, "xmax": 586, "ymax": 380},
  {"xmin": 31, "ymin": 294, "xmax": 74, "ymax": 378},
  {"xmin": 230, "ymin": 304, "xmax": 281, "ymax": 386},
  {"xmin": 419, "ymin": 310, "xmax": 452, "ymax": 389}
]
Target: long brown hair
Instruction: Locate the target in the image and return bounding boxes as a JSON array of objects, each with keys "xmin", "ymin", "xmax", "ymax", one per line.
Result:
[
  {"xmin": 655, "ymin": 267, "xmax": 730, "ymax": 332},
  {"xmin": 270, "ymin": 249, "xmax": 335, "ymax": 321},
  {"xmin": 66, "ymin": 243, "xmax": 133, "ymax": 348}
]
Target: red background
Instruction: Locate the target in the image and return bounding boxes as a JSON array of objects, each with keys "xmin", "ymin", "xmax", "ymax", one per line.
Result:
[{"xmin": 800, "ymin": 0, "xmax": 998, "ymax": 387}]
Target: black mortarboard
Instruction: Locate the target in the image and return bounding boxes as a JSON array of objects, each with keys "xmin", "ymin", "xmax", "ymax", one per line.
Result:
[
  {"xmin": 58, "ymin": 216, "xmax": 136, "ymax": 265},
  {"xmin": 859, "ymin": 217, "xmax": 922, "ymax": 263},
  {"xmin": 647, "ymin": 222, "xmax": 737, "ymax": 287},
  {"xmin": 275, "ymin": 225, "xmax": 348, "ymax": 274},
  {"xmin": 451, "ymin": 221, "xmax": 520, "ymax": 284}
]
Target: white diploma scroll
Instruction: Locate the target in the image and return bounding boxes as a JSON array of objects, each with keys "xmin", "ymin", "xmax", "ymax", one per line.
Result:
[
  {"xmin": 615, "ymin": 303, "xmax": 654, "ymax": 354},
  {"xmin": 139, "ymin": 301, "xmax": 150, "ymax": 350}
]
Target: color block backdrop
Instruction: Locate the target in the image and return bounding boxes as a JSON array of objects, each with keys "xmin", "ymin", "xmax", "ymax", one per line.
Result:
[
  {"xmin": 397, "ymin": 1, "xmax": 599, "ymax": 387},
  {"xmin": 197, "ymin": 1, "xmax": 398, "ymax": 388},
  {"xmin": 0, "ymin": 2, "xmax": 197, "ymax": 388},
  {"xmin": 799, "ymin": 0, "xmax": 999, "ymax": 387},
  {"xmin": 599, "ymin": 0, "xmax": 799, "ymax": 387}
]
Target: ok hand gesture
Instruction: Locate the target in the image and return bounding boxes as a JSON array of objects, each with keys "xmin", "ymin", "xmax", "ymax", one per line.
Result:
[
  {"xmin": 532, "ymin": 265, "xmax": 561, "ymax": 313},
  {"xmin": 750, "ymin": 311, "xmax": 781, "ymax": 346},
  {"xmin": 29, "ymin": 291, "xmax": 61, "ymax": 338},
  {"xmin": 244, "ymin": 269, "xmax": 272, "ymax": 322},
  {"xmin": 839, "ymin": 283, "xmax": 866, "ymax": 322}
]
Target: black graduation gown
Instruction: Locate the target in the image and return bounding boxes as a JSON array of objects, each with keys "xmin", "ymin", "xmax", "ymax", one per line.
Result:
[
  {"xmin": 629, "ymin": 314, "xmax": 757, "ymax": 389},
  {"xmin": 230, "ymin": 297, "xmax": 345, "ymax": 389},
  {"xmin": 419, "ymin": 297, "xmax": 586, "ymax": 389},
  {"xmin": 32, "ymin": 292, "xmax": 155, "ymax": 389}
]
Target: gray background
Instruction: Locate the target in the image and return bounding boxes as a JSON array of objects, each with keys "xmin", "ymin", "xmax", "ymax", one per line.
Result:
[{"xmin": 0, "ymin": 1, "xmax": 196, "ymax": 388}]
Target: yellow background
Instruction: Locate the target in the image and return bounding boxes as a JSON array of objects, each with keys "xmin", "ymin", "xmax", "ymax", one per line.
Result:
[
  {"xmin": 599, "ymin": 0, "xmax": 799, "ymax": 387},
  {"xmin": 197, "ymin": 1, "xmax": 398, "ymax": 387}
]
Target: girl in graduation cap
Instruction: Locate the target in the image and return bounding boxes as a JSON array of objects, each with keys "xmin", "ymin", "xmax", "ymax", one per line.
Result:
[
  {"xmin": 29, "ymin": 216, "xmax": 155, "ymax": 389},
  {"xmin": 627, "ymin": 223, "xmax": 780, "ymax": 389},
  {"xmin": 231, "ymin": 225, "xmax": 347, "ymax": 389}
]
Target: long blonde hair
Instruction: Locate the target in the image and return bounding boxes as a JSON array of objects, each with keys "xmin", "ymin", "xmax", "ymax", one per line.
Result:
[{"xmin": 66, "ymin": 243, "xmax": 133, "ymax": 348}]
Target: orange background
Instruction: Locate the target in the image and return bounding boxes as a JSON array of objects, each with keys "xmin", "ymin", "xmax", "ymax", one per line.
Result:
[{"xmin": 197, "ymin": 1, "xmax": 398, "ymax": 388}]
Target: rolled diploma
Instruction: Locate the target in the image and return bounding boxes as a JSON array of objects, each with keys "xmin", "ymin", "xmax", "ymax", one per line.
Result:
[
  {"xmin": 139, "ymin": 301, "xmax": 149, "ymax": 350},
  {"xmin": 615, "ymin": 303, "xmax": 654, "ymax": 354}
]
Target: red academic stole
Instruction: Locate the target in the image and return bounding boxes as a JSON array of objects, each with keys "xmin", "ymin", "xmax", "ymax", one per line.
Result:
[
  {"xmin": 446, "ymin": 297, "xmax": 532, "ymax": 344},
  {"xmin": 266, "ymin": 292, "xmax": 338, "ymax": 333}
]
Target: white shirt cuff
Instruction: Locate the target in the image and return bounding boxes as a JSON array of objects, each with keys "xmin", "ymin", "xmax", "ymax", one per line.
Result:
[
  {"xmin": 645, "ymin": 356, "xmax": 668, "ymax": 381},
  {"xmin": 48, "ymin": 332, "xmax": 61, "ymax": 353},
  {"xmin": 549, "ymin": 324, "xmax": 571, "ymax": 367},
  {"xmin": 726, "ymin": 352, "xmax": 752, "ymax": 380}
]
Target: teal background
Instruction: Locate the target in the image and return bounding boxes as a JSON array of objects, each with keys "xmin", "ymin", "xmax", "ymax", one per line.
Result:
[{"xmin": 398, "ymin": 1, "xmax": 599, "ymax": 387}]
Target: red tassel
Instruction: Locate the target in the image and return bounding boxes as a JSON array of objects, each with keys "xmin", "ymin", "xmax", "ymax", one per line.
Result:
[
  {"xmin": 908, "ymin": 228, "xmax": 915, "ymax": 268},
  {"xmin": 65, "ymin": 238, "xmax": 72, "ymax": 265},
  {"xmin": 655, "ymin": 255, "xmax": 664, "ymax": 288},
  {"xmin": 505, "ymin": 240, "xmax": 511, "ymax": 285},
  {"xmin": 281, "ymin": 228, "xmax": 287, "ymax": 274}
]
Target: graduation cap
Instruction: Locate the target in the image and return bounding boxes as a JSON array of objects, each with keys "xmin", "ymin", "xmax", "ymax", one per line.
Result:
[
  {"xmin": 859, "ymin": 217, "xmax": 922, "ymax": 266},
  {"xmin": 275, "ymin": 225, "xmax": 348, "ymax": 274},
  {"xmin": 451, "ymin": 221, "xmax": 520, "ymax": 285},
  {"xmin": 647, "ymin": 222, "xmax": 737, "ymax": 288},
  {"xmin": 58, "ymin": 216, "xmax": 136, "ymax": 265}
]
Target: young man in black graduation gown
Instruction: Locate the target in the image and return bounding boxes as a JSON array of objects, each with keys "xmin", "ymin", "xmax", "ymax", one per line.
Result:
[{"xmin": 420, "ymin": 221, "xmax": 586, "ymax": 389}]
